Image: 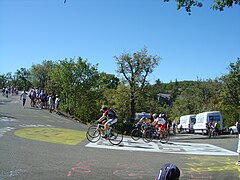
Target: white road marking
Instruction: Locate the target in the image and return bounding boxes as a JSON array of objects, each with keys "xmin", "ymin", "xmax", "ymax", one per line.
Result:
[
  {"xmin": 86, "ymin": 137, "xmax": 237, "ymax": 156},
  {"xmin": 18, "ymin": 124, "xmax": 54, "ymax": 128},
  {"xmin": 0, "ymin": 116, "xmax": 18, "ymax": 122},
  {"xmin": 0, "ymin": 127, "xmax": 15, "ymax": 137}
]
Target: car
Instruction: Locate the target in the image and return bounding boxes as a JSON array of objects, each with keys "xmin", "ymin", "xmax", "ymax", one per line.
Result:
[{"xmin": 229, "ymin": 125, "xmax": 238, "ymax": 135}]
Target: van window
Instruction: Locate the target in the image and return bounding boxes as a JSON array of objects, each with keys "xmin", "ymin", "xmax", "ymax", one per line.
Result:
[
  {"xmin": 135, "ymin": 113, "xmax": 151, "ymax": 120},
  {"xmin": 190, "ymin": 117, "xmax": 196, "ymax": 124},
  {"xmin": 209, "ymin": 115, "xmax": 220, "ymax": 122},
  {"xmin": 196, "ymin": 116, "xmax": 204, "ymax": 123},
  {"xmin": 181, "ymin": 119, "xmax": 187, "ymax": 124}
]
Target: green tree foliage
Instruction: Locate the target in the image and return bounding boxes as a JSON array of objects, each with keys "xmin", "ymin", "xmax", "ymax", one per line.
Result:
[
  {"xmin": 163, "ymin": 0, "xmax": 240, "ymax": 14},
  {"xmin": 15, "ymin": 68, "xmax": 31, "ymax": 90},
  {"xmin": 100, "ymin": 84, "xmax": 130, "ymax": 121},
  {"xmin": 48, "ymin": 57, "xmax": 100, "ymax": 123},
  {"xmin": 31, "ymin": 60, "xmax": 55, "ymax": 90},
  {"xmin": 115, "ymin": 47, "xmax": 160, "ymax": 119},
  {"xmin": 219, "ymin": 58, "xmax": 240, "ymax": 125},
  {"xmin": 0, "ymin": 73, "xmax": 11, "ymax": 88},
  {"xmin": 160, "ymin": 79, "xmax": 221, "ymax": 122},
  {"xmin": 97, "ymin": 72, "xmax": 119, "ymax": 89}
]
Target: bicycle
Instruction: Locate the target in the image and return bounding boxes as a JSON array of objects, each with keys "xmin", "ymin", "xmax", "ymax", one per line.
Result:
[
  {"xmin": 208, "ymin": 127, "xmax": 217, "ymax": 138},
  {"xmin": 86, "ymin": 122, "xmax": 123, "ymax": 145},
  {"xmin": 130, "ymin": 123, "xmax": 152, "ymax": 143},
  {"xmin": 131, "ymin": 123, "xmax": 143, "ymax": 141},
  {"xmin": 143, "ymin": 126, "xmax": 170, "ymax": 143}
]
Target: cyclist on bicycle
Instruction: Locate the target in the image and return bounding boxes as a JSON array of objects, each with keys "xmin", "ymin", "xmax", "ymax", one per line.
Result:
[
  {"xmin": 151, "ymin": 113, "xmax": 159, "ymax": 127},
  {"xmin": 97, "ymin": 105, "xmax": 117, "ymax": 138},
  {"xmin": 139, "ymin": 113, "xmax": 152, "ymax": 133},
  {"xmin": 153, "ymin": 114, "xmax": 167, "ymax": 139}
]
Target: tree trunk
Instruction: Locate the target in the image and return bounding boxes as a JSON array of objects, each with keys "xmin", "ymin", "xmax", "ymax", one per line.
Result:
[{"xmin": 130, "ymin": 86, "xmax": 135, "ymax": 119}]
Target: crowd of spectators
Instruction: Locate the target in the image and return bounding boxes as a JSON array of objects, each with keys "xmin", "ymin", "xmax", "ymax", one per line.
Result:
[
  {"xmin": 1, "ymin": 87, "xmax": 61, "ymax": 114},
  {"xmin": 2, "ymin": 86, "xmax": 19, "ymax": 97},
  {"xmin": 28, "ymin": 88, "xmax": 60, "ymax": 113}
]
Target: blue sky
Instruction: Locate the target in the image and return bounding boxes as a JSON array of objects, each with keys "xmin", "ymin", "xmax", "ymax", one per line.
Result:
[{"xmin": 0, "ymin": 0, "xmax": 239, "ymax": 83}]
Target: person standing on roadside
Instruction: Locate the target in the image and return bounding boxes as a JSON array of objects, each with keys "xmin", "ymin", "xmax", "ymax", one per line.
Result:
[
  {"xmin": 20, "ymin": 90, "xmax": 28, "ymax": 108},
  {"xmin": 54, "ymin": 95, "xmax": 60, "ymax": 114},
  {"xmin": 236, "ymin": 117, "xmax": 240, "ymax": 166},
  {"xmin": 48, "ymin": 94, "xmax": 54, "ymax": 113}
]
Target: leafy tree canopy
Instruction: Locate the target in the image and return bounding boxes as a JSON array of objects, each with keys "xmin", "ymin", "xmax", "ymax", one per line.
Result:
[{"xmin": 163, "ymin": 0, "xmax": 240, "ymax": 14}]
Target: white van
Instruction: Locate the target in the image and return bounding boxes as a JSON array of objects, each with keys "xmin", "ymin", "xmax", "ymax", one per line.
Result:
[
  {"xmin": 177, "ymin": 115, "xmax": 196, "ymax": 133},
  {"xmin": 193, "ymin": 111, "xmax": 223, "ymax": 134}
]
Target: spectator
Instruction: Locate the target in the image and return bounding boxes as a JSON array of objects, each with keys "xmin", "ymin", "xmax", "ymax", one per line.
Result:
[
  {"xmin": 20, "ymin": 91, "xmax": 28, "ymax": 108},
  {"xmin": 214, "ymin": 120, "xmax": 220, "ymax": 136},
  {"xmin": 155, "ymin": 163, "xmax": 180, "ymax": 180},
  {"xmin": 48, "ymin": 94, "xmax": 54, "ymax": 113},
  {"xmin": 236, "ymin": 117, "xmax": 240, "ymax": 166},
  {"xmin": 54, "ymin": 95, "xmax": 60, "ymax": 114}
]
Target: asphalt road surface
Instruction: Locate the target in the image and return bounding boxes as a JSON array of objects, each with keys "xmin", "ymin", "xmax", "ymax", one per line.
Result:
[{"xmin": 0, "ymin": 94, "xmax": 240, "ymax": 180}]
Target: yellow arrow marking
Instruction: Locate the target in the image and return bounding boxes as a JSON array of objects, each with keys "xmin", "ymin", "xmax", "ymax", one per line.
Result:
[{"xmin": 15, "ymin": 128, "xmax": 86, "ymax": 145}]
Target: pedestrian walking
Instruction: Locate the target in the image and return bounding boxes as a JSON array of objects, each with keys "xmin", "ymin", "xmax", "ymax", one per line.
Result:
[
  {"xmin": 236, "ymin": 117, "xmax": 240, "ymax": 166},
  {"xmin": 20, "ymin": 90, "xmax": 28, "ymax": 108},
  {"xmin": 48, "ymin": 94, "xmax": 54, "ymax": 113},
  {"xmin": 54, "ymin": 95, "xmax": 60, "ymax": 114}
]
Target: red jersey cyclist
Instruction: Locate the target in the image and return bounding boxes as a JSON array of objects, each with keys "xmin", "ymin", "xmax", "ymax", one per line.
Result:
[
  {"xmin": 97, "ymin": 105, "xmax": 118, "ymax": 139},
  {"xmin": 152, "ymin": 113, "xmax": 167, "ymax": 139}
]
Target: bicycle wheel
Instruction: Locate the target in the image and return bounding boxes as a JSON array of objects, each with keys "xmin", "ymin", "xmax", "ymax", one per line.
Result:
[
  {"xmin": 160, "ymin": 130, "xmax": 170, "ymax": 143},
  {"xmin": 108, "ymin": 128, "xmax": 123, "ymax": 145},
  {"xmin": 131, "ymin": 129, "xmax": 141, "ymax": 141},
  {"xmin": 86, "ymin": 126, "xmax": 101, "ymax": 143},
  {"xmin": 142, "ymin": 129, "xmax": 153, "ymax": 143}
]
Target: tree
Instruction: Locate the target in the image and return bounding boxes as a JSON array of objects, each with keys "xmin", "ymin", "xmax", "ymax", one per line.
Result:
[
  {"xmin": 115, "ymin": 47, "xmax": 160, "ymax": 119},
  {"xmin": 97, "ymin": 72, "xmax": 119, "ymax": 89},
  {"xmin": 16, "ymin": 68, "xmax": 31, "ymax": 90},
  {"xmin": 0, "ymin": 73, "xmax": 12, "ymax": 88},
  {"xmin": 49, "ymin": 57, "xmax": 100, "ymax": 123},
  {"xmin": 219, "ymin": 58, "xmax": 240, "ymax": 125},
  {"xmin": 163, "ymin": 0, "xmax": 240, "ymax": 14},
  {"xmin": 31, "ymin": 60, "xmax": 55, "ymax": 90}
]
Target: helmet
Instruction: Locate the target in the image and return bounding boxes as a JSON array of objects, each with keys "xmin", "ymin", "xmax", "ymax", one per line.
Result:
[
  {"xmin": 159, "ymin": 114, "xmax": 164, "ymax": 118},
  {"xmin": 155, "ymin": 163, "xmax": 180, "ymax": 180},
  {"xmin": 153, "ymin": 113, "xmax": 158, "ymax": 117}
]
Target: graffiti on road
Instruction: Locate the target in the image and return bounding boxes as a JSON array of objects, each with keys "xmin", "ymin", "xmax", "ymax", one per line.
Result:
[
  {"xmin": 66, "ymin": 156, "xmax": 240, "ymax": 179},
  {"xmin": 86, "ymin": 137, "xmax": 238, "ymax": 156},
  {"xmin": 181, "ymin": 156, "xmax": 240, "ymax": 179},
  {"xmin": 67, "ymin": 160, "xmax": 97, "ymax": 177},
  {"xmin": 113, "ymin": 162, "xmax": 155, "ymax": 179},
  {"xmin": 15, "ymin": 127, "xmax": 86, "ymax": 145},
  {"xmin": 67, "ymin": 160, "xmax": 156, "ymax": 179}
]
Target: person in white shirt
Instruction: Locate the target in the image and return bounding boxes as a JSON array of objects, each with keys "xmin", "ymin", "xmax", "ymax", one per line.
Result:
[
  {"xmin": 20, "ymin": 91, "xmax": 28, "ymax": 108},
  {"xmin": 48, "ymin": 95, "xmax": 54, "ymax": 113},
  {"xmin": 54, "ymin": 95, "xmax": 60, "ymax": 114},
  {"xmin": 236, "ymin": 118, "xmax": 240, "ymax": 166}
]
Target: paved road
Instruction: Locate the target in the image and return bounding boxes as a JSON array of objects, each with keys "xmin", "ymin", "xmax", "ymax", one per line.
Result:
[{"xmin": 0, "ymin": 94, "xmax": 240, "ymax": 180}]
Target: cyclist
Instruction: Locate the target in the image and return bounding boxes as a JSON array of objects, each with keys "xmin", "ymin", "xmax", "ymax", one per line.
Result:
[
  {"xmin": 139, "ymin": 113, "xmax": 152, "ymax": 133},
  {"xmin": 151, "ymin": 113, "xmax": 159, "ymax": 127},
  {"xmin": 97, "ymin": 105, "xmax": 117, "ymax": 138},
  {"xmin": 154, "ymin": 114, "xmax": 167, "ymax": 139}
]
